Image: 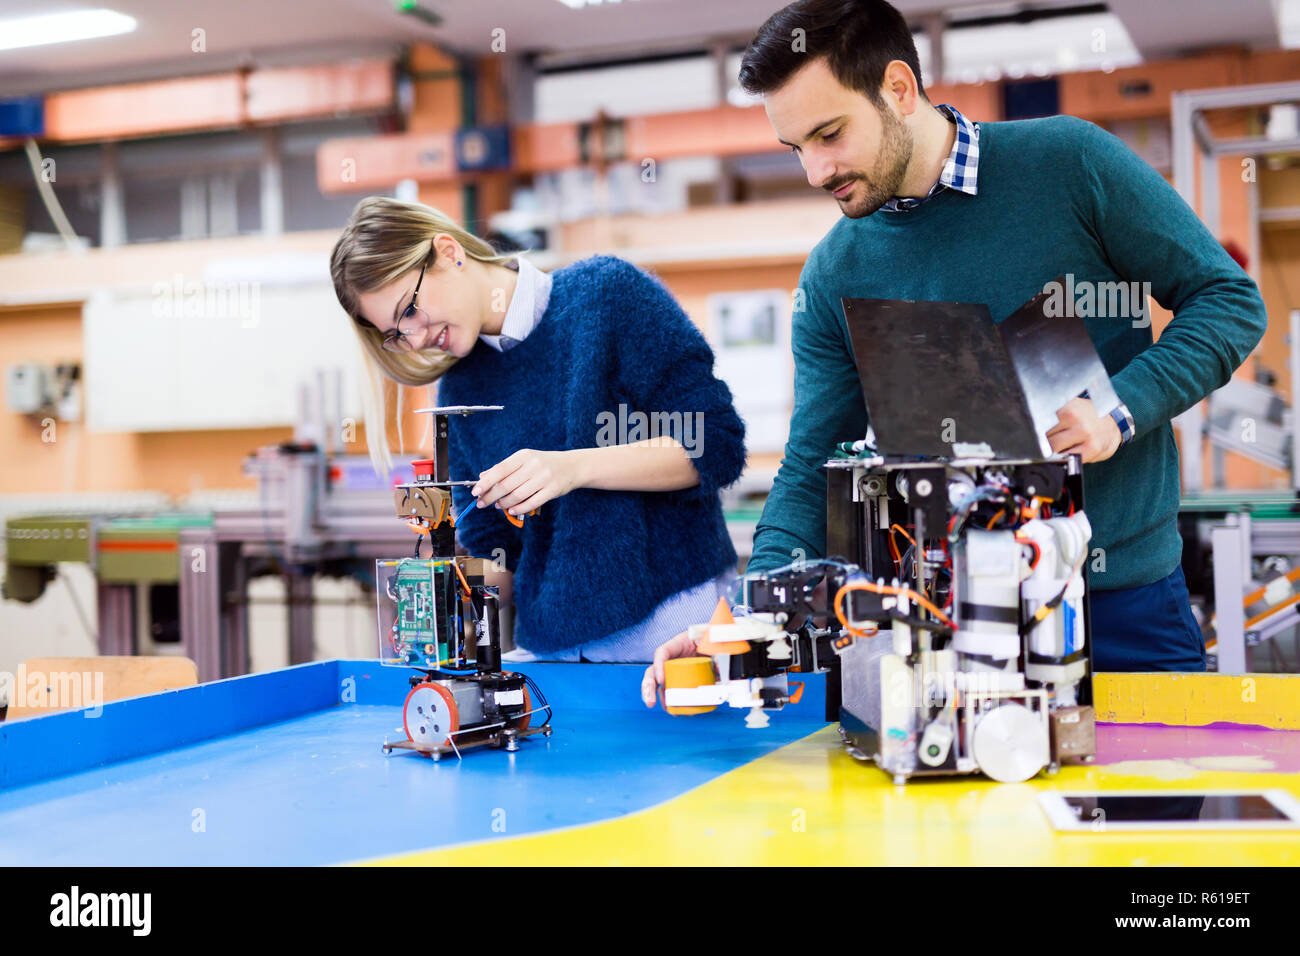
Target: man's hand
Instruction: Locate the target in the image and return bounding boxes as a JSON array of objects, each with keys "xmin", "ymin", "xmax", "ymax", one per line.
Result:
[
  {"xmin": 641, "ymin": 629, "xmax": 700, "ymax": 708},
  {"xmin": 472, "ymin": 449, "xmax": 580, "ymax": 516},
  {"xmin": 1046, "ymin": 397, "xmax": 1121, "ymax": 463}
]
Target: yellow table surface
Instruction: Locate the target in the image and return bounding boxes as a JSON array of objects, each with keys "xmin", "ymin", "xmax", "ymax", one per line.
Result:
[{"xmin": 376, "ymin": 672, "xmax": 1300, "ymax": 866}]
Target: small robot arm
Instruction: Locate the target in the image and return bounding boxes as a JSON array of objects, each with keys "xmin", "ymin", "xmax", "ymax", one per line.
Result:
[{"xmin": 662, "ymin": 598, "xmax": 804, "ymax": 728}]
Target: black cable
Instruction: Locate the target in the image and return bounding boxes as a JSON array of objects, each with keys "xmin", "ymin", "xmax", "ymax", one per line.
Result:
[
  {"xmin": 890, "ymin": 611, "xmax": 954, "ymax": 636},
  {"xmin": 519, "ymin": 671, "xmax": 553, "ymax": 728}
]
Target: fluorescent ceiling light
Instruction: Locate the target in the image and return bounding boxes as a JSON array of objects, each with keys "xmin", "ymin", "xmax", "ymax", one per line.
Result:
[
  {"xmin": 0, "ymin": 8, "xmax": 137, "ymax": 53},
  {"xmin": 552, "ymin": 0, "xmax": 640, "ymax": 9}
]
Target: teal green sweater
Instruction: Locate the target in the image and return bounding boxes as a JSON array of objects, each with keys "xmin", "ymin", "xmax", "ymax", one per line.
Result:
[{"xmin": 750, "ymin": 114, "xmax": 1267, "ymax": 590}]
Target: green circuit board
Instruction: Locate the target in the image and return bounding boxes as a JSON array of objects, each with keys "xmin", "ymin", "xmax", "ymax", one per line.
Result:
[{"xmin": 380, "ymin": 559, "xmax": 459, "ymax": 667}]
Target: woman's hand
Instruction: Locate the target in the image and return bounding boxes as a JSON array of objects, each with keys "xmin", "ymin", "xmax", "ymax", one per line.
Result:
[
  {"xmin": 641, "ymin": 628, "xmax": 700, "ymax": 708},
  {"xmin": 472, "ymin": 449, "xmax": 582, "ymax": 517}
]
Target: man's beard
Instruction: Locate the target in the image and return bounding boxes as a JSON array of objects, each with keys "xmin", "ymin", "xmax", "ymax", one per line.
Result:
[{"xmin": 825, "ymin": 105, "xmax": 913, "ymax": 219}]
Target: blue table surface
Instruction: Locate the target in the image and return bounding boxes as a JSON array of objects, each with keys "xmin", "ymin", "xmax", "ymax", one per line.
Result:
[{"xmin": 0, "ymin": 660, "xmax": 828, "ymax": 866}]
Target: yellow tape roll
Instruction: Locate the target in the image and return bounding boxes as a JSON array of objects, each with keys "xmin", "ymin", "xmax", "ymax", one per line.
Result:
[{"xmin": 664, "ymin": 656, "xmax": 719, "ymax": 715}]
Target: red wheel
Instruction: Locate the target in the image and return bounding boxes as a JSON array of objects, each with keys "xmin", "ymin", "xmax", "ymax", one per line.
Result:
[
  {"xmin": 516, "ymin": 682, "xmax": 532, "ymax": 733},
  {"xmin": 501, "ymin": 671, "xmax": 532, "ymax": 732},
  {"xmin": 403, "ymin": 682, "xmax": 460, "ymax": 749}
]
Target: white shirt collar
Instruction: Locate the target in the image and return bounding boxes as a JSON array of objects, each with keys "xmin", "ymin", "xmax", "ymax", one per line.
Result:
[{"xmin": 479, "ymin": 256, "xmax": 553, "ymax": 352}]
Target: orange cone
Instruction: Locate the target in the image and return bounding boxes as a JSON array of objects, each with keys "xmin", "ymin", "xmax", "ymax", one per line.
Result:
[
  {"xmin": 709, "ymin": 596, "xmax": 734, "ymax": 625},
  {"xmin": 695, "ymin": 597, "xmax": 751, "ymax": 655}
]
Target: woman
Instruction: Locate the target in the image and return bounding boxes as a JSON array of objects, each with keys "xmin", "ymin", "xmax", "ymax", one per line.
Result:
[{"xmin": 330, "ymin": 197, "xmax": 746, "ymax": 662}]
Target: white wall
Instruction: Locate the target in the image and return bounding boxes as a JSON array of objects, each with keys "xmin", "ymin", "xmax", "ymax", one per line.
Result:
[{"xmin": 0, "ymin": 563, "xmax": 99, "ymax": 679}]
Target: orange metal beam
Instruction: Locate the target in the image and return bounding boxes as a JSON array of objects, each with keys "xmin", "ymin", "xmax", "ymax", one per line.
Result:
[
  {"xmin": 513, "ymin": 121, "xmax": 584, "ymax": 173},
  {"xmin": 14, "ymin": 47, "xmax": 1300, "ymax": 154},
  {"xmin": 1060, "ymin": 53, "xmax": 1245, "ymax": 122},
  {"xmin": 1244, "ymin": 48, "xmax": 1300, "ymax": 85},
  {"xmin": 623, "ymin": 105, "xmax": 779, "ymax": 161},
  {"xmin": 926, "ymin": 81, "xmax": 1003, "ymax": 122},
  {"xmin": 244, "ymin": 60, "xmax": 395, "ymax": 124},
  {"xmin": 314, "ymin": 78, "xmax": 1011, "ymax": 193},
  {"xmin": 316, "ymin": 130, "xmax": 457, "ymax": 194},
  {"xmin": 29, "ymin": 60, "xmax": 395, "ymax": 144},
  {"xmin": 44, "ymin": 74, "xmax": 244, "ymax": 142}
]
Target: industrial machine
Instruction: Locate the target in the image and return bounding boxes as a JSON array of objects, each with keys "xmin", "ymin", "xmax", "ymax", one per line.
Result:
[
  {"xmin": 663, "ymin": 287, "xmax": 1109, "ymax": 784},
  {"xmin": 2, "ymin": 369, "xmax": 422, "ymax": 680},
  {"xmin": 665, "ymin": 455, "xmax": 1096, "ymax": 783},
  {"xmin": 379, "ymin": 405, "xmax": 551, "ymax": 760}
]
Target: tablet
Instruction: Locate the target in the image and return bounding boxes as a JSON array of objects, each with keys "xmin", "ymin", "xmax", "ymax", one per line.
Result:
[{"xmin": 1038, "ymin": 790, "xmax": 1300, "ymax": 831}]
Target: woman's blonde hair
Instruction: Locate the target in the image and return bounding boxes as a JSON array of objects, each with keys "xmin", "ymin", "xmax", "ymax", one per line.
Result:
[{"xmin": 330, "ymin": 196, "xmax": 513, "ymax": 479}]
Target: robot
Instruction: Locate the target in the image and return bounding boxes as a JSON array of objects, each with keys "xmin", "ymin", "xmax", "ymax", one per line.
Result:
[
  {"xmin": 378, "ymin": 405, "xmax": 551, "ymax": 760},
  {"xmin": 663, "ymin": 288, "xmax": 1111, "ymax": 784},
  {"xmin": 660, "ymin": 598, "xmax": 807, "ymax": 729},
  {"xmin": 664, "ymin": 455, "xmax": 1097, "ymax": 784}
]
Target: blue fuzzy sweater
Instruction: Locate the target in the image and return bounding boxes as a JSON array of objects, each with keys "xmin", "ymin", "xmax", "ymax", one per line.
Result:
[{"xmin": 437, "ymin": 255, "xmax": 746, "ymax": 653}]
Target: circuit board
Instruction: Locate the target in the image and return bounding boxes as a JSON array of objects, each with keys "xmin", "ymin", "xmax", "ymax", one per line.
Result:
[{"xmin": 377, "ymin": 559, "xmax": 459, "ymax": 668}]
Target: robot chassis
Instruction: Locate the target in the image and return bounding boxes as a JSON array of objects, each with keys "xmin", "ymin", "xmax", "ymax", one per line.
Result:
[
  {"xmin": 664, "ymin": 453, "xmax": 1097, "ymax": 784},
  {"xmin": 378, "ymin": 405, "xmax": 551, "ymax": 761}
]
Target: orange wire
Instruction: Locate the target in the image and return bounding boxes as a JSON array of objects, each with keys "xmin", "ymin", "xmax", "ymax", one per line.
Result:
[
  {"xmin": 1015, "ymin": 533, "xmax": 1042, "ymax": 570},
  {"xmin": 834, "ymin": 581, "xmax": 955, "ymax": 635},
  {"xmin": 889, "ymin": 523, "xmax": 917, "ymax": 550},
  {"xmin": 834, "ymin": 598, "xmax": 877, "ymax": 639},
  {"xmin": 832, "ymin": 581, "xmax": 874, "ymax": 637},
  {"xmin": 888, "ymin": 524, "xmax": 915, "ymax": 578},
  {"xmin": 451, "ymin": 559, "xmax": 473, "ymax": 598}
]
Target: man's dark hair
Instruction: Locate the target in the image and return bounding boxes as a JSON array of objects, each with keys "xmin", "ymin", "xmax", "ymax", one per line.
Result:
[{"xmin": 738, "ymin": 0, "xmax": 926, "ymax": 104}]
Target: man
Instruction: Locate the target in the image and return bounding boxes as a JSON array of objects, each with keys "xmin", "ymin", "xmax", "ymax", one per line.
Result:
[{"xmin": 642, "ymin": 0, "xmax": 1267, "ymax": 705}]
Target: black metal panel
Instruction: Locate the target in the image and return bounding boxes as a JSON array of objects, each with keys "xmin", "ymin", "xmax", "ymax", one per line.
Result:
[
  {"xmin": 841, "ymin": 297, "xmax": 1042, "ymax": 459},
  {"xmin": 998, "ymin": 278, "xmax": 1121, "ymax": 443},
  {"xmin": 825, "ymin": 467, "xmax": 858, "ymax": 561},
  {"xmin": 434, "ymin": 413, "xmax": 450, "ymax": 483},
  {"xmin": 841, "ymin": 286, "xmax": 1120, "ymax": 462}
]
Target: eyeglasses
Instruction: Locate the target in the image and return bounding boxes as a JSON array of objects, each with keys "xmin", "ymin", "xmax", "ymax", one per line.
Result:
[{"xmin": 381, "ymin": 259, "xmax": 435, "ymax": 353}]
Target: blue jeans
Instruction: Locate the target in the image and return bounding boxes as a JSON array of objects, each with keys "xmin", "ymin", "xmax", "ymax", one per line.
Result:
[{"xmin": 1089, "ymin": 565, "xmax": 1207, "ymax": 672}]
